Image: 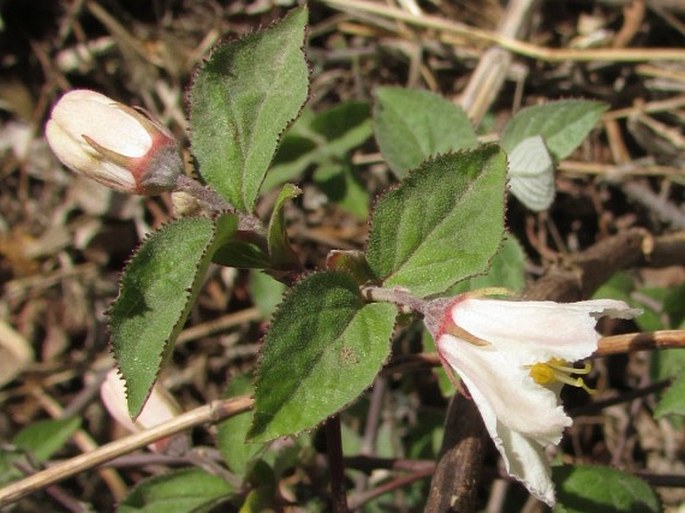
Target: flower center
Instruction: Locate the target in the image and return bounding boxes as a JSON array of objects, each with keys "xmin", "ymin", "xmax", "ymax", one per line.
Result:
[{"xmin": 528, "ymin": 358, "xmax": 596, "ymax": 394}]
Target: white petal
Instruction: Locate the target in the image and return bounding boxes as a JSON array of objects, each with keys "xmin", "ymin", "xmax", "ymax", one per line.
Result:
[
  {"xmin": 47, "ymin": 119, "xmax": 137, "ymax": 192},
  {"xmin": 494, "ymin": 422, "xmax": 556, "ymax": 506},
  {"xmin": 100, "ymin": 370, "xmax": 138, "ymax": 433},
  {"xmin": 52, "ymin": 91, "xmax": 152, "ymax": 158},
  {"xmin": 438, "ymin": 334, "xmax": 570, "ymax": 443},
  {"xmin": 450, "ymin": 298, "xmax": 637, "ymax": 363},
  {"xmin": 438, "ymin": 334, "xmax": 563, "ymax": 505}
]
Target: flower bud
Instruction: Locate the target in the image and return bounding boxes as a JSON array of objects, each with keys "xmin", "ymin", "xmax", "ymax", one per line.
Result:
[
  {"xmin": 100, "ymin": 369, "xmax": 184, "ymax": 453},
  {"xmin": 45, "ymin": 89, "xmax": 183, "ymax": 195}
]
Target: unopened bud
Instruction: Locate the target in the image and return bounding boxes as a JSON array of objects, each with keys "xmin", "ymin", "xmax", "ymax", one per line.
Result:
[
  {"xmin": 46, "ymin": 89, "xmax": 182, "ymax": 195},
  {"xmin": 100, "ymin": 369, "xmax": 183, "ymax": 452}
]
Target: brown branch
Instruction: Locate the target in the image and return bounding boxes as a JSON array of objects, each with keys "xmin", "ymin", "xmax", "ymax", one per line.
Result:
[
  {"xmin": 348, "ymin": 469, "xmax": 435, "ymax": 510},
  {"xmin": 325, "ymin": 416, "xmax": 350, "ymax": 513},
  {"xmin": 594, "ymin": 330, "xmax": 685, "ymax": 357},
  {"xmin": 424, "ymin": 394, "xmax": 488, "ymax": 513},
  {"xmin": 523, "ymin": 228, "xmax": 684, "ymax": 302}
]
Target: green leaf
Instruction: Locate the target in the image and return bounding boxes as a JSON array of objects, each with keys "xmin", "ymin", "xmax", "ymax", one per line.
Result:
[
  {"xmin": 654, "ymin": 372, "xmax": 685, "ymax": 418},
  {"xmin": 366, "ymin": 145, "xmax": 507, "ymax": 298},
  {"xmin": 447, "ymin": 234, "xmax": 526, "ymax": 295},
  {"xmin": 262, "ymin": 101, "xmax": 373, "ymax": 192},
  {"xmin": 553, "ymin": 465, "xmax": 660, "ymax": 513},
  {"xmin": 313, "ymin": 160, "xmax": 370, "ymax": 218},
  {"xmin": 248, "ymin": 272, "xmax": 397, "ymax": 442},
  {"xmin": 238, "ymin": 487, "xmax": 275, "ymax": 513},
  {"xmin": 217, "ymin": 375, "xmax": 265, "ymax": 476},
  {"xmin": 592, "ymin": 272, "xmax": 636, "ymax": 304},
  {"xmin": 111, "ymin": 215, "xmax": 238, "ymax": 417},
  {"xmin": 501, "ymin": 100, "xmax": 608, "ymax": 160},
  {"xmin": 373, "ymin": 87, "xmax": 478, "ymax": 178},
  {"xmin": 14, "ymin": 417, "xmax": 81, "ymax": 463},
  {"xmin": 508, "ymin": 135, "xmax": 555, "ymax": 211},
  {"xmin": 189, "ymin": 7, "xmax": 309, "ymax": 211},
  {"xmin": 118, "ymin": 468, "xmax": 234, "ymax": 513},
  {"xmin": 0, "ymin": 448, "xmax": 22, "ymax": 485},
  {"xmin": 267, "ymin": 183, "xmax": 301, "ymax": 268},
  {"xmin": 212, "ymin": 232, "xmax": 270, "ymax": 269},
  {"xmin": 249, "ymin": 271, "xmax": 286, "ymax": 318}
]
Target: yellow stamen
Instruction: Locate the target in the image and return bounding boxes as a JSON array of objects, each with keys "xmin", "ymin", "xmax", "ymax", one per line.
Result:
[{"xmin": 528, "ymin": 359, "xmax": 596, "ymax": 395}]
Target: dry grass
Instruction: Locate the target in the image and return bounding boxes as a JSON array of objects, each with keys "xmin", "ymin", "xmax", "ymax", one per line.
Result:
[{"xmin": 0, "ymin": 0, "xmax": 684, "ymax": 511}]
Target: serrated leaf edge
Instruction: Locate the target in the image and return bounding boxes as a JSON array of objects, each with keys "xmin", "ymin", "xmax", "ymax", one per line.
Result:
[
  {"xmin": 108, "ymin": 216, "xmax": 222, "ymax": 419},
  {"xmin": 247, "ymin": 271, "xmax": 399, "ymax": 442},
  {"xmin": 187, "ymin": 6, "xmax": 312, "ymax": 212},
  {"xmin": 366, "ymin": 144, "xmax": 508, "ymax": 294}
]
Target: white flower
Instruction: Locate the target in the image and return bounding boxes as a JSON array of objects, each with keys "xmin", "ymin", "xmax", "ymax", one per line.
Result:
[
  {"xmin": 46, "ymin": 89, "xmax": 182, "ymax": 195},
  {"xmin": 100, "ymin": 369, "xmax": 182, "ymax": 452},
  {"xmin": 428, "ymin": 295, "xmax": 640, "ymax": 506}
]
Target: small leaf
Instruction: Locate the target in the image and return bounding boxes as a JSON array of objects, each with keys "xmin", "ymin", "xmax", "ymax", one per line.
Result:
[
  {"xmin": 652, "ymin": 348, "xmax": 685, "ymax": 382},
  {"xmin": 501, "ymin": 100, "xmax": 608, "ymax": 160},
  {"xmin": 248, "ymin": 272, "xmax": 397, "ymax": 442},
  {"xmin": 212, "ymin": 232, "xmax": 270, "ymax": 269},
  {"xmin": 190, "ymin": 7, "xmax": 309, "ymax": 211},
  {"xmin": 238, "ymin": 487, "xmax": 275, "ymax": 513},
  {"xmin": 654, "ymin": 373, "xmax": 685, "ymax": 418},
  {"xmin": 217, "ymin": 375, "xmax": 266, "ymax": 477},
  {"xmin": 267, "ymin": 183, "xmax": 301, "ymax": 268},
  {"xmin": 508, "ymin": 135, "xmax": 555, "ymax": 211},
  {"xmin": 373, "ymin": 87, "xmax": 478, "ymax": 178},
  {"xmin": 14, "ymin": 417, "xmax": 81, "ymax": 463},
  {"xmin": 310, "ymin": 101, "xmax": 372, "ymax": 151},
  {"xmin": 553, "ymin": 464, "xmax": 660, "ymax": 513},
  {"xmin": 261, "ymin": 135, "xmax": 318, "ymax": 192},
  {"xmin": 325, "ymin": 250, "xmax": 375, "ymax": 285},
  {"xmin": 313, "ymin": 160, "xmax": 370, "ymax": 218},
  {"xmin": 366, "ymin": 145, "xmax": 507, "ymax": 298},
  {"xmin": 111, "ymin": 215, "xmax": 238, "ymax": 417},
  {"xmin": 249, "ymin": 271, "xmax": 286, "ymax": 318},
  {"xmin": 262, "ymin": 101, "xmax": 372, "ymax": 192},
  {"xmin": 0, "ymin": 449, "xmax": 22, "ymax": 486},
  {"xmin": 118, "ymin": 468, "xmax": 234, "ymax": 513}
]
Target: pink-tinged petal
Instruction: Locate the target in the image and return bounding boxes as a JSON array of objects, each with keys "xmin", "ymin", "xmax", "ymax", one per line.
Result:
[
  {"xmin": 438, "ymin": 333, "xmax": 570, "ymax": 444},
  {"xmin": 101, "ymin": 370, "xmax": 179, "ymax": 430},
  {"xmin": 449, "ymin": 298, "xmax": 638, "ymax": 363},
  {"xmin": 99, "ymin": 369, "xmax": 140, "ymax": 433},
  {"xmin": 46, "ymin": 89, "xmax": 182, "ymax": 195}
]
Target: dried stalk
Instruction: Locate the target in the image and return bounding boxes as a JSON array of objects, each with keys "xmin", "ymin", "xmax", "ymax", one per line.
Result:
[
  {"xmin": 0, "ymin": 395, "xmax": 254, "ymax": 507},
  {"xmin": 320, "ymin": 0, "xmax": 685, "ymax": 62}
]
